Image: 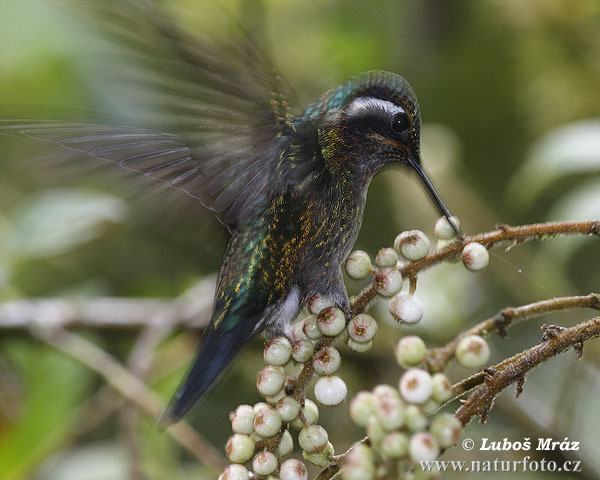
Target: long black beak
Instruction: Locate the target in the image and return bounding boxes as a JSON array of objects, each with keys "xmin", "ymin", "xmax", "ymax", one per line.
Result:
[{"xmin": 408, "ymin": 156, "xmax": 463, "ymax": 238}]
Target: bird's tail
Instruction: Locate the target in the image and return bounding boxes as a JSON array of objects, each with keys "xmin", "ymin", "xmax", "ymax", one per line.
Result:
[{"xmin": 160, "ymin": 315, "xmax": 258, "ymax": 425}]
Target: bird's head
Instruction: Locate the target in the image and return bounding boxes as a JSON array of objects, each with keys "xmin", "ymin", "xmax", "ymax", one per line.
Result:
[{"xmin": 300, "ymin": 71, "xmax": 461, "ymax": 236}]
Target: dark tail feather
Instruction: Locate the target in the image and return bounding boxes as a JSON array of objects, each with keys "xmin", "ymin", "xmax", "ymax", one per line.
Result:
[{"xmin": 160, "ymin": 318, "xmax": 257, "ymax": 425}]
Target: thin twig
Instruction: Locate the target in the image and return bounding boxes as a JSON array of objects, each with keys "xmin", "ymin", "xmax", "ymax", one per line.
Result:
[
  {"xmin": 346, "ymin": 221, "xmax": 599, "ymax": 322},
  {"xmin": 267, "ymin": 221, "xmax": 600, "ymax": 463},
  {"xmin": 120, "ymin": 313, "xmax": 181, "ymax": 480},
  {"xmin": 426, "ymin": 293, "xmax": 600, "ymax": 372},
  {"xmin": 402, "ymin": 220, "xmax": 600, "ymax": 276},
  {"xmin": 29, "ymin": 324, "xmax": 226, "ymax": 472},
  {"xmin": 0, "ymin": 277, "xmax": 215, "ymax": 330},
  {"xmin": 315, "ymin": 437, "xmax": 370, "ymax": 480},
  {"xmin": 454, "ymin": 317, "xmax": 600, "ymax": 425}
]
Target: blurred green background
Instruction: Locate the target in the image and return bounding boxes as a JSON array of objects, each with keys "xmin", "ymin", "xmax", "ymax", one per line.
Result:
[{"xmin": 1, "ymin": 0, "xmax": 599, "ymax": 479}]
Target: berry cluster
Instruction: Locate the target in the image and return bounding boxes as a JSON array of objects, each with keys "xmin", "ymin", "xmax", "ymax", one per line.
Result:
[
  {"xmin": 219, "ymin": 217, "xmax": 492, "ymax": 479},
  {"xmin": 343, "ymin": 330, "xmax": 486, "ymax": 479}
]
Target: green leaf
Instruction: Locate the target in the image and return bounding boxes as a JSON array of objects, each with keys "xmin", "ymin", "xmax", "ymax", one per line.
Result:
[
  {"xmin": 0, "ymin": 340, "xmax": 94, "ymax": 479},
  {"xmin": 507, "ymin": 120, "xmax": 600, "ymax": 207},
  {"xmin": 9, "ymin": 189, "xmax": 128, "ymax": 259}
]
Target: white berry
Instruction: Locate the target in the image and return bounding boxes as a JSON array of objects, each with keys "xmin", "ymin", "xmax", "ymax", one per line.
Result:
[
  {"xmin": 299, "ymin": 424, "xmax": 328, "ymax": 452},
  {"xmin": 434, "ymin": 216, "xmax": 460, "ymax": 240},
  {"xmin": 314, "ymin": 375, "xmax": 347, "ymax": 406},
  {"xmin": 374, "ymin": 267, "xmax": 403, "ymax": 296},
  {"xmin": 394, "ymin": 230, "xmax": 430, "ymax": 261},
  {"xmin": 375, "ymin": 247, "xmax": 399, "ymax": 267},
  {"xmin": 313, "ymin": 346, "xmax": 341, "ymax": 375},
  {"xmin": 409, "ymin": 432, "xmax": 440, "ymax": 462},
  {"xmin": 229, "ymin": 404, "xmax": 255, "ymax": 435},
  {"xmin": 462, "ymin": 242, "xmax": 489, "ymax": 271},
  {"xmin": 280, "ymin": 459, "xmax": 308, "ymax": 480},
  {"xmin": 252, "ymin": 451, "xmax": 278, "ymax": 476},
  {"xmin": 345, "ymin": 250, "xmax": 372, "ymax": 280},
  {"xmin": 225, "ymin": 433, "xmax": 255, "ymax": 463},
  {"xmin": 218, "ymin": 464, "xmax": 250, "ymax": 480},
  {"xmin": 347, "ymin": 314, "xmax": 378, "ymax": 343},
  {"xmin": 317, "ymin": 307, "xmax": 347, "ymax": 336},
  {"xmin": 399, "ymin": 368, "xmax": 433, "ymax": 404},
  {"xmin": 257, "ymin": 365, "xmax": 285, "ymax": 397},
  {"xmin": 456, "ymin": 335, "xmax": 490, "ymax": 368},
  {"xmin": 389, "ymin": 292, "xmax": 423, "ymax": 324},
  {"xmin": 264, "ymin": 336, "xmax": 293, "ymax": 366}
]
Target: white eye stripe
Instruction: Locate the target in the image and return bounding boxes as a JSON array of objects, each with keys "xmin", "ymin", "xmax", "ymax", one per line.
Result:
[{"xmin": 346, "ymin": 97, "xmax": 404, "ymax": 118}]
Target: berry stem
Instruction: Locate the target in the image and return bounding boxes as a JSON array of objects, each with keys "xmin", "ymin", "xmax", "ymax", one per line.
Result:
[
  {"xmin": 453, "ymin": 316, "xmax": 600, "ymax": 425},
  {"xmin": 425, "ymin": 293, "xmax": 600, "ymax": 372}
]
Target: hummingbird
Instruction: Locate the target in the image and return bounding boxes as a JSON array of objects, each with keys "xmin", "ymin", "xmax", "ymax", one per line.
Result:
[{"xmin": 0, "ymin": 0, "xmax": 461, "ymax": 423}]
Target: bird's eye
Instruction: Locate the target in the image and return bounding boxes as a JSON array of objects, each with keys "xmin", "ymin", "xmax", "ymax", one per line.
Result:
[{"xmin": 391, "ymin": 112, "xmax": 410, "ymax": 134}]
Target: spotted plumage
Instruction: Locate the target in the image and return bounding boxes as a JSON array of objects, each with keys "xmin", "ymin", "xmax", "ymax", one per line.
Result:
[{"xmin": 0, "ymin": 0, "xmax": 460, "ymax": 422}]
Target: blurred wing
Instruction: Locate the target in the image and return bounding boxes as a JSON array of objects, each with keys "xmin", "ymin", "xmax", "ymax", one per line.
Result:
[{"xmin": 1, "ymin": 0, "xmax": 300, "ymax": 233}]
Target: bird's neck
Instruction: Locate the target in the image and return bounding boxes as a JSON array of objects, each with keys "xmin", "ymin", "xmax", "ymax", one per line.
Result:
[{"xmin": 317, "ymin": 125, "xmax": 375, "ymax": 192}]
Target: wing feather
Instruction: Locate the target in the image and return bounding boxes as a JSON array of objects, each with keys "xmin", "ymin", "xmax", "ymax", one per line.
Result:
[{"xmin": 1, "ymin": 0, "xmax": 304, "ymax": 232}]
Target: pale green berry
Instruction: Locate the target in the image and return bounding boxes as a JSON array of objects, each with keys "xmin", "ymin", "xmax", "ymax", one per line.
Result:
[
  {"xmin": 313, "ymin": 346, "xmax": 341, "ymax": 375},
  {"xmin": 299, "ymin": 424, "xmax": 328, "ymax": 452},
  {"xmin": 381, "ymin": 431, "xmax": 409, "ymax": 458},
  {"xmin": 434, "ymin": 216, "xmax": 460, "ymax": 240},
  {"xmin": 389, "ymin": 292, "xmax": 423, "ymax": 324},
  {"xmin": 303, "ymin": 315, "xmax": 322, "ymax": 340},
  {"xmin": 279, "ymin": 459, "xmax": 308, "ymax": 480},
  {"xmin": 462, "ymin": 242, "xmax": 489, "ymax": 271},
  {"xmin": 399, "ymin": 368, "xmax": 433, "ymax": 404},
  {"xmin": 456, "ymin": 335, "xmax": 490, "ymax": 369},
  {"xmin": 303, "ymin": 441, "xmax": 334, "ymax": 467},
  {"xmin": 345, "ymin": 250, "xmax": 372, "ymax": 280},
  {"xmin": 317, "ymin": 307, "xmax": 346, "ymax": 336},
  {"xmin": 421, "ymin": 398, "xmax": 440, "ymax": 415},
  {"xmin": 291, "ymin": 399, "xmax": 319, "ymax": 429},
  {"xmin": 409, "ymin": 432, "xmax": 440, "ymax": 462},
  {"xmin": 292, "ymin": 339, "xmax": 314, "ymax": 363},
  {"xmin": 314, "ymin": 375, "xmax": 347, "ymax": 406},
  {"xmin": 292, "ymin": 320, "xmax": 308, "ymax": 342},
  {"xmin": 405, "ymin": 405, "xmax": 428, "ymax": 432},
  {"xmin": 430, "ymin": 413, "xmax": 463, "ymax": 448},
  {"xmin": 253, "ymin": 402, "xmax": 270, "ymax": 415},
  {"xmin": 395, "ymin": 230, "xmax": 431, "ymax": 261},
  {"xmin": 218, "ymin": 464, "xmax": 250, "ymax": 480},
  {"xmin": 230, "ymin": 404, "xmax": 255, "ymax": 434},
  {"xmin": 366, "ymin": 415, "xmax": 386, "ymax": 444},
  {"xmin": 347, "ymin": 338, "xmax": 373, "ymax": 354},
  {"xmin": 347, "ymin": 314, "xmax": 378, "ymax": 342},
  {"xmin": 373, "ymin": 386, "xmax": 405, "ymax": 431},
  {"xmin": 308, "ymin": 294, "xmax": 334, "ymax": 315},
  {"xmin": 431, "ymin": 373, "xmax": 453, "ymax": 403},
  {"xmin": 349, "ymin": 391, "xmax": 376, "ymax": 427},
  {"xmin": 257, "ymin": 365, "xmax": 285, "ymax": 397},
  {"xmin": 375, "ymin": 247, "xmax": 399, "ymax": 267},
  {"xmin": 372, "ymin": 384, "xmax": 400, "ymax": 400},
  {"xmin": 226, "ymin": 433, "xmax": 255, "ymax": 463},
  {"xmin": 340, "ymin": 444, "xmax": 374, "ymax": 480},
  {"xmin": 253, "ymin": 405, "xmax": 282, "ymax": 437},
  {"xmin": 277, "ymin": 396, "xmax": 301, "ymax": 422},
  {"xmin": 395, "ymin": 335, "xmax": 427, "ymax": 367},
  {"xmin": 264, "ymin": 337, "xmax": 293, "ymax": 366},
  {"xmin": 278, "ymin": 429, "xmax": 294, "ymax": 457},
  {"xmin": 253, "ymin": 451, "xmax": 278, "ymax": 476},
  {"xmin": 250, "ymin": 431, "xmax": 264, "ymax": 444},
  {"xmin": 265, "ymin": 389, "xmax": 286, "ymax": 405},
  {"xmin": 374, "ymin": 267, "xmax": 403, "ymax": 296}
]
